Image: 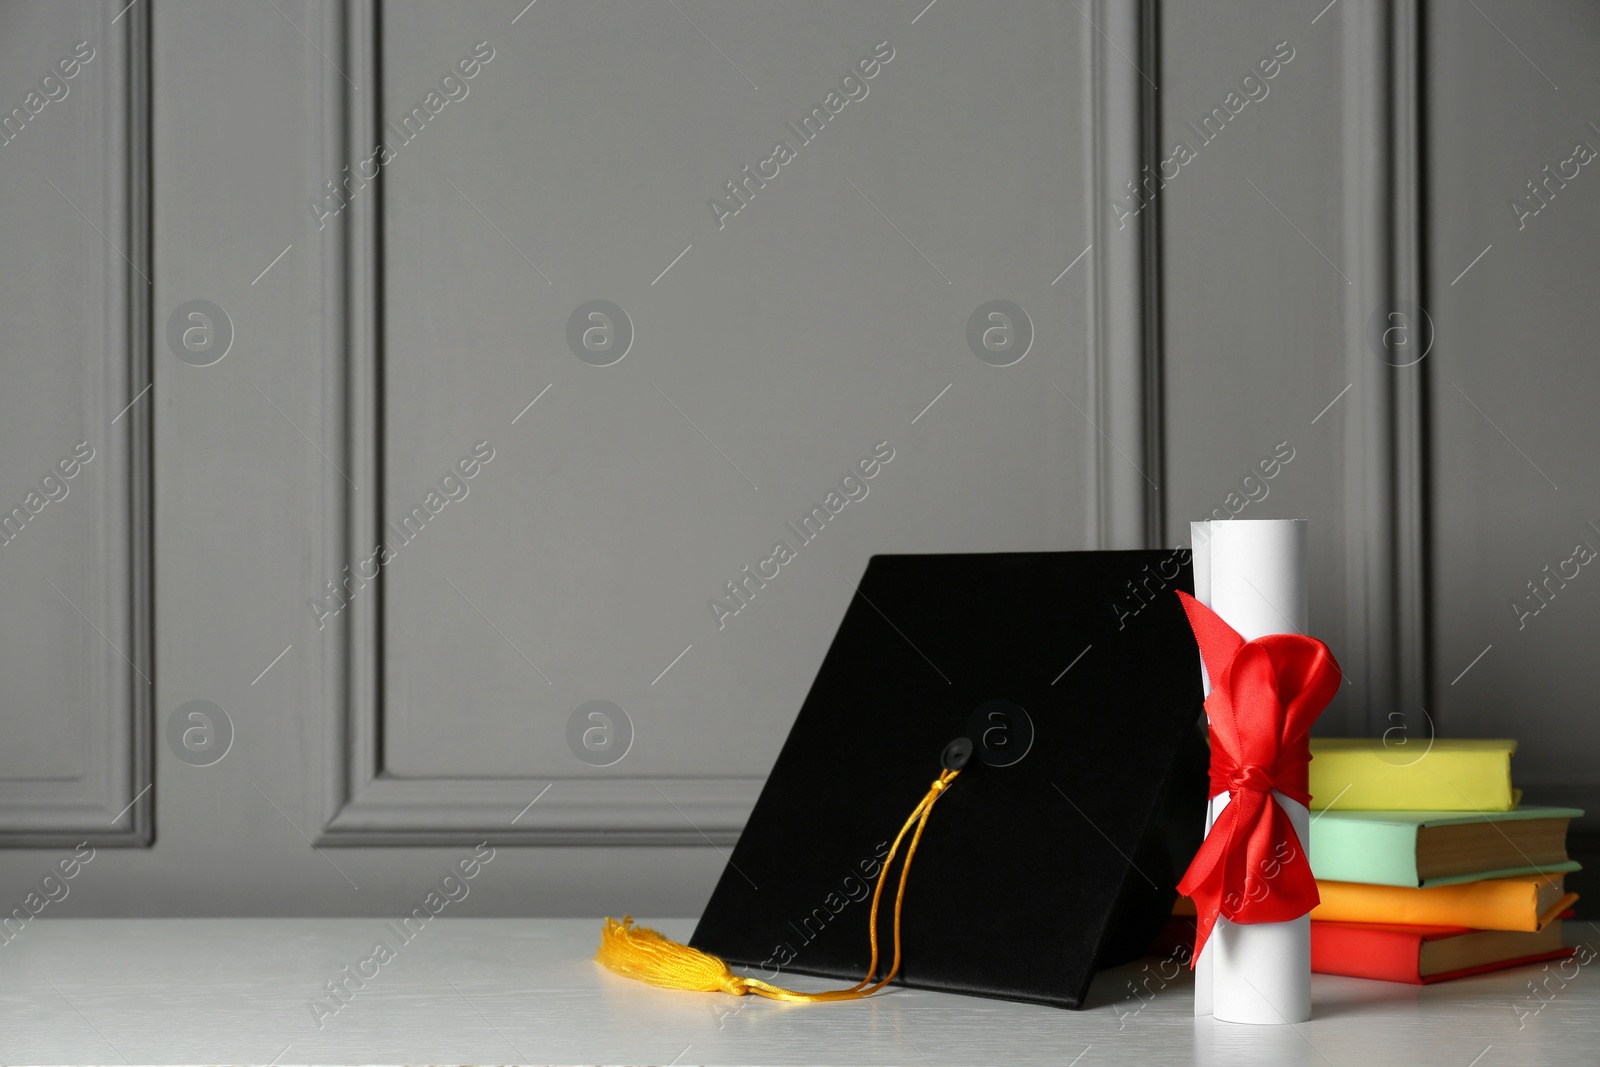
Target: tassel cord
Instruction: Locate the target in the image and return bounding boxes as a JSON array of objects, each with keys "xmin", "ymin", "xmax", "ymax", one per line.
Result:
[{"xmin": 597, "ymin": 768, "xmax": 961, "ymax": 1003}]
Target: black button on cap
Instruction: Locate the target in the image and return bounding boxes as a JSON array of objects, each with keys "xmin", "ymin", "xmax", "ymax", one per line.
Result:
[{"xmin": 941, "ymin": 737, "xmax": 973, "ymax": 770}]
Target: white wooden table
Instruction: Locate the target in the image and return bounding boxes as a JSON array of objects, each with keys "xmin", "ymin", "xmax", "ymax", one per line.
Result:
[{"xmin": 2, "ymin": 919, "xmax": 1595, "ymax": 1065}]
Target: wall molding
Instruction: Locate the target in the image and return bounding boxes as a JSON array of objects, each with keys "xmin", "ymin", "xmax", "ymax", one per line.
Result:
[
  {"xmin": 313, "ymin": 1, "xmax": 758, "ymax": 846},
  {"xmin": 1338, "ymin": 0, "xmax": 1430, "ymax": 738},
  {"xmin": 1387, "ymin": 0, "xmax": 1431, "ymax": 742},
  {"xmin": 1087, "ymin": 0, "xmax": 1162, "ymax": 550},
  {"xmin": 314, "ymin": 1, "xmax": 1163, "ymax": 845},
  {"xmin": 0, "ymin": 0, "xmax": 155, "ymax": 848}
]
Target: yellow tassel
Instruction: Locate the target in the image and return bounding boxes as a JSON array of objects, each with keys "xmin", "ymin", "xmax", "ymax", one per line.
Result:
[
  {"xmin": 596, "ymin": 769, "xmax": 960, "ymax": 1003},
  {"xmin": 597, "ymin": 917, "xmax": 751, "ymax": 995}
]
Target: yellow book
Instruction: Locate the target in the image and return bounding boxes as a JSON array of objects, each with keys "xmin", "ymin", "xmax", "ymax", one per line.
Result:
[
  {"xmin": 1309, "ymin": 737, "xmax": 1519, "ymax": 811},
  {"xmin": 1312, "ymin": 875, "xmax": 1575, "ymax": 932}
]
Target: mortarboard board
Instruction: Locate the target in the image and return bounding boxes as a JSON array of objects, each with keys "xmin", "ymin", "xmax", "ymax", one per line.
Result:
[{"xmin": 684, "ymin": 550, "xmax": 1209, "ymax": 1010}]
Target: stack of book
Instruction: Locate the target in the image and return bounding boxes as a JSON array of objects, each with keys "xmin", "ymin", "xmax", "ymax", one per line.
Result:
[{"xmin": 1306, "ymin": 739, "xmax": 1581, "ymax": 984}]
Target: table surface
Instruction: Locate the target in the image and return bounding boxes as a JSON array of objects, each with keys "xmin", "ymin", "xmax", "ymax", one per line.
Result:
[{"xmin": 2, "ymin": 918, "xmax": 1597, "ymax": 1066}]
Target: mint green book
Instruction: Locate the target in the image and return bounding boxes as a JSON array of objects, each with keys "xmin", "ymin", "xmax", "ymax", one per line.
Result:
[{"xmin": 1308, "ymin": 807, "xmax": 1582, "ymax": 888}]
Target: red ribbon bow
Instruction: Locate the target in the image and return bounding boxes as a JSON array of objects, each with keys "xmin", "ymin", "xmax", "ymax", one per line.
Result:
[{"xmin": 1174, "ymin": 590, "xmax": 1341, "ymax": 966}]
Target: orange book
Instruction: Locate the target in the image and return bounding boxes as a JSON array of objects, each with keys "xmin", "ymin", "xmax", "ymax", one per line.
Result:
[{"xmin": 1311, "ymin": 874, "xmax": 1574, "ymax": 932}]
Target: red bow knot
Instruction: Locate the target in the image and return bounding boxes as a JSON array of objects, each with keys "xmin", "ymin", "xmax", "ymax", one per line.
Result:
[
  {"xmin": 1174, "ymin": 590, "xmax": 1341, "ymax": 966},
  {"xmin": 1227, "ymin": 763, "xmax": 1275, "ymax": 795}
]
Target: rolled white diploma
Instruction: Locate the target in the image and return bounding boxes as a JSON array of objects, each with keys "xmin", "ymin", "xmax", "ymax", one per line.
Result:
[{"xmin": 1190, "ymin": 519, "xmax": 1311, "ymax": 1025}]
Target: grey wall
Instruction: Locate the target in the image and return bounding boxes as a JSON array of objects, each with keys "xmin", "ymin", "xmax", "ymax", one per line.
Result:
[
  {"xmin": 0, "ymin": 0, "xmax": 1596, "ymax": 917},
  {"xmin": 1425, "ymin": 0, "xmax": 1600, "ymax": 832}
]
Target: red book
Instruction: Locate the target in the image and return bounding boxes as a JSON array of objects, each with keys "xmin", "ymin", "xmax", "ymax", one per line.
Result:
[{"xmin": 1311, "ymin": 919, "xmax": 1574, "ymax": 984}]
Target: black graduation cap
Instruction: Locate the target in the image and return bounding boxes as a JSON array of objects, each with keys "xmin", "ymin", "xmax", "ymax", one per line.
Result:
[{"xmin": 689, "ymin": 550, "xmax": 1209, "ymax": 1009}]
